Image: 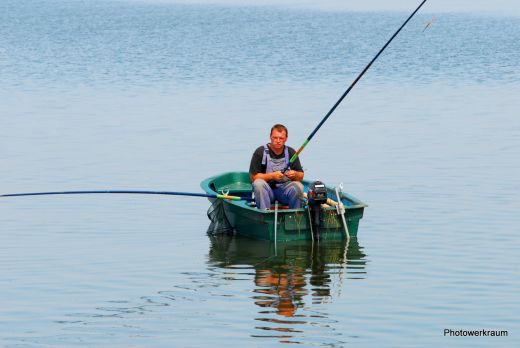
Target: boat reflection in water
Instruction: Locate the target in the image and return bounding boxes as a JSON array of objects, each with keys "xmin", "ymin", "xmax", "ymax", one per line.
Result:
[
  {"xmin": 208, "ymin": 235, "xmax": 367, "ymax": 342},
  {"xmin": 55, "ymin": 235, "xmax": 367, "ymax": 346}
]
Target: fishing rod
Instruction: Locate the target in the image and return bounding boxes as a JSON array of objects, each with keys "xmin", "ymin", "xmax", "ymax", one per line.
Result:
[
  {"xmin": 285, "ymin": 0, "xmax": 428, "ymax": 170},
  {"xmin": 0, "ymin": 190, "xmax": 252, "ymax": 201}
]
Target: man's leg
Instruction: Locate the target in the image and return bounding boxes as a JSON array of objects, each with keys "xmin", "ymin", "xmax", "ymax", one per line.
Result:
[
  {"xmin": 275, "ymin": 181, "xmax": 304, "ymax": 209},
  {"xmin": 252, "ymin": 179, "xmax": 274, "ymax": 210}
]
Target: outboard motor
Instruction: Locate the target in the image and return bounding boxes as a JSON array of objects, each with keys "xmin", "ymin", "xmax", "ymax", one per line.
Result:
[{"xmin": 307, "ymin": 180, "xmax": 328, "ymax": 240}]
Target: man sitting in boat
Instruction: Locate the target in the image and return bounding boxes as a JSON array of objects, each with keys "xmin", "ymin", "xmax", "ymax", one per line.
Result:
[{"xmin": 249, "ymin": 124, "xmax": 304, "ymax": 210}]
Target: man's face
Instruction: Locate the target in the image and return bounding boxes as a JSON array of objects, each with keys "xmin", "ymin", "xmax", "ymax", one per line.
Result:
[{"xmin": 270, "ymin": 129, "xmax": 287, "ymax": 152}]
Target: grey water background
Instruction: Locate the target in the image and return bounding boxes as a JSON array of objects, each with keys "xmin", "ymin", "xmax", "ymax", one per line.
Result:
[{"xmin": 1, "ymin": 0, "xmax": 519, "ymax": 346}]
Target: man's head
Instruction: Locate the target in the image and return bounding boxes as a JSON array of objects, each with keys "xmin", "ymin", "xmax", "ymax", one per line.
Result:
[
  {"xmin": 270, "ymin": 124, "xmax": 288, "ymax": 137},
  {"xmin": 270, "ymin": 124, "xmax": 288, "ymax": 153}
]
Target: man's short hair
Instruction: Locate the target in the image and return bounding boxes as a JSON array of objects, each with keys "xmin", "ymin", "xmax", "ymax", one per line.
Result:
[{"xmin": 270, "ymin": 124, "xmax": 288, "ymax": 136}]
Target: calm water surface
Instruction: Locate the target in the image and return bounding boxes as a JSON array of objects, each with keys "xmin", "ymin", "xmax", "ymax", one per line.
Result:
[{"xmin": 1, "ymin": 1, "xmax": 519, "ymax": 347}]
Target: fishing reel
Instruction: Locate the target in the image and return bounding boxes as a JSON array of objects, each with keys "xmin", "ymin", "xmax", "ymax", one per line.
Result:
[{"xmin": 307, "ymin": 180, "xmax": 328, "ymax": 240}]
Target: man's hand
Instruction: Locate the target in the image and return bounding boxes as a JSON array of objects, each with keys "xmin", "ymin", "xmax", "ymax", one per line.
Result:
[
  {"xmin": 285, "ymin": 170, "xmax": 299, "ymax": 181},
  {"xmin": 270, "ymin": 171, "xmax": 284, "ymax": 181}
]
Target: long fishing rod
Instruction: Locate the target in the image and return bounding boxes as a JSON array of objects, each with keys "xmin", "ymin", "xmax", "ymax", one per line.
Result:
[
  {"xmin": 286, "ymin": 0, "xmax": 428, "ymax": 169},
  {"xmin": 0, "ymin": 190, "xmax": 251, "ymax": 201}
]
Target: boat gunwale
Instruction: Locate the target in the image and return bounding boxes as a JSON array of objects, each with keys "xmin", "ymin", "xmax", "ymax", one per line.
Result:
[{"xmin": 200, "ymin": 171, "xmax": 368, "ymax": 214}]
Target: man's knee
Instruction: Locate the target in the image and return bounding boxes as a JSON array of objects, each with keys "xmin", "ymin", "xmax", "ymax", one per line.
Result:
[
  {"xmin": 252, "ymin": 179, "xmax": 273, "ymax": 210},
  {"xmin": 288, "ymin": 181, "xmax": 304, "ymax": 195},
  {"xmin": 284, "ymin": 181, "xmax": 304, "ymax": 209},
  {"xmin": 252, "ymin": 179, "xmax": 269, "ymax": 191}
]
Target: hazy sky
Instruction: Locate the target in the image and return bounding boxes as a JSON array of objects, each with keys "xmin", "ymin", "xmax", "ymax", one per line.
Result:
[{"xmin": 152, "ymin": 0, "xmax": 520, "ymax": 16}]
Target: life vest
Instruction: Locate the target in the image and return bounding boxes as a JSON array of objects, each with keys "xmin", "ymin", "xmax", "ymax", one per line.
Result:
[{"xmin": 261, "ymin": 144, "xmax": 290, "ymax": 174}]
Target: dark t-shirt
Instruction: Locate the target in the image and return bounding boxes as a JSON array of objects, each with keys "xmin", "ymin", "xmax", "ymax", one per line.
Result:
[{"xmin": 249, "ymin": 145, "xmax": 304, "ymax": 175}]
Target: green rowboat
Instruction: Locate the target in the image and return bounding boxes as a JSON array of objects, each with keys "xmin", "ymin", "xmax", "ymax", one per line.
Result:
[{"xmin": 201, "ymin": 172, "xmax": 367, "ymax": 241}]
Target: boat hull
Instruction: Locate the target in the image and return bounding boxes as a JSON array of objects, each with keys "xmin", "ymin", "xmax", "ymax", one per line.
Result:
[{"xmin": 201, "ymin": 172, "xmax": 367, "ymax": 241}]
